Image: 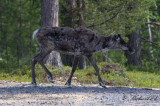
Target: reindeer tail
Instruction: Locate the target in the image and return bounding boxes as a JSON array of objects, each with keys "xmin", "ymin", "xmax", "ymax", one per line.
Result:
[{"xmin": 32, "ymin": 29, "xmax": 39, "ymax": 39}]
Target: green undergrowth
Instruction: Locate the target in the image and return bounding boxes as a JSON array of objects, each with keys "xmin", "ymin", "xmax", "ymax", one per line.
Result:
[{"xmin": 0, "ymin": 62, "xmax": 160, "ymax": 88}]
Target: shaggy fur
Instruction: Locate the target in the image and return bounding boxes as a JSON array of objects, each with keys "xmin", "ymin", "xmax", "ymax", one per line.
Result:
[{"xmin": 31, "ymin": 26, "xmax": 134, "ymax": 88}]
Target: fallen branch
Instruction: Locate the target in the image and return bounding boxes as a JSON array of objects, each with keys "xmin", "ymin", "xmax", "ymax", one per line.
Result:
[
  {"xmin": 145, "ymin": 22, "xmax": 160, "ymax": 26},
  {"xmin": 141, "ymin": 37, "xmax": 160, "ymax": 47}
]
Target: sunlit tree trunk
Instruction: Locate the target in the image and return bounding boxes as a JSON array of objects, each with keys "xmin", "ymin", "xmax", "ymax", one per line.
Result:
[
  {"xmin": 41, "ymin": 0, "xmax": 62, "ymax": 67},
  {"xmin": 147, "ymin": 18, "xmax": 154, "ymax": 58}
]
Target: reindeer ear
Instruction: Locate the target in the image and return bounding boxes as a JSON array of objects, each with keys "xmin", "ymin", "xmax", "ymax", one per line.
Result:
[{"xmin": 118, "ymin": 34, "xmax": 121, "ymax": 37}]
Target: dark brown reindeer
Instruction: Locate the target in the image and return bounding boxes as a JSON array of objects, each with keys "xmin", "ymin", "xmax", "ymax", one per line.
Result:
[{"xmin": 31, "ymin": 26, "xmax": 134, "ymax": 88}]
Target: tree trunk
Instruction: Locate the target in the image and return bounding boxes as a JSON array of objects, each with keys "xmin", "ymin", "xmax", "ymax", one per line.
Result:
[
  {"xmin": 18, "ymin": 0, "xmax": 22, "ymax": 66},
  {"xmin": 77, "ymin": 0, "xmax": 86, "ymax": 69},
  {"xmin": 61, "ymin": 0, "xmax": 75, "ymax": 66},
  {"xmin": 147, "ymin": 18, "xmax": 153, "ymax": 58},
  {"xmin": 41, "ymin": 0, "xmax": 62, "ymax": 68},
  {"xmin": 157, "ymin": 1, "xmax": 160, "ymax": 68},
  {"xmin": 125, "ymin": 28, "xmax": 142, "ymax": 66},
  {"xmin": 77, "ymin": 0, "xmax": 83, "ymax": 27}
]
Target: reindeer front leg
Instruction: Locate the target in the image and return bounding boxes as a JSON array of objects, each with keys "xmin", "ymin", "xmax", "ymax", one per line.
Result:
[
  {"xmin": 87, "ymin": 55, "xmax": 106, "ymax": 88},
  {"xmin": 65, "ymin": 56, "xmax": 80, "ymax": 87}
]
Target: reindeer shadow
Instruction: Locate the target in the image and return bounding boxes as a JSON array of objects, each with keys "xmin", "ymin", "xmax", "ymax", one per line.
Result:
[{"xmin": 0, "ymin": 84, "xmax": 160, "ymax": 95}]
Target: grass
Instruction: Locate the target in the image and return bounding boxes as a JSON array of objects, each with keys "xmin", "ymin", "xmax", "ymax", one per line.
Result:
[
  {"xmin": 0, "ymin": 62, "xmax": 160, "ymax": 89},
  {"xmin": 126, "ymin": 71, "xmax": 160, "ymax": 88}
]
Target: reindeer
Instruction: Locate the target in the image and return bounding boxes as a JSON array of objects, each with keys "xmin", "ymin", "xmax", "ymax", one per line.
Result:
[{"xmin": 31, "ymin": 26, "xmax": 134, "ymax": 88}]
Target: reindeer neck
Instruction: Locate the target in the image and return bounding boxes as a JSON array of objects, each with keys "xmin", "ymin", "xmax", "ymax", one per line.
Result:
[{"xmin": 94, "ymin": 36, "xmax": 111, "ymax": 52}]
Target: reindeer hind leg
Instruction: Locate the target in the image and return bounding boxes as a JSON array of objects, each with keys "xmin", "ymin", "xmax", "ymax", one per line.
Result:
[
  {"xmin": 38, "ymin": 60, "xmax": 55, "ymax": 84},
  {"xmin": 31, "ymin": 48, "xmax": 54, "ymax": 85},
  {"xmin": 31, "ymin": 53, "xmax": 39, "ymax": 86}
]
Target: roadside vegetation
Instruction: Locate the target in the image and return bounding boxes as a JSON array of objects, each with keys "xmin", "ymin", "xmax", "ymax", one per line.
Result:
[
  {"xmin": 0, "ymin": 53, "xmax": 160, "ymax": 88},
  {"xmin": 0, "ymin": 0, "xmax": 160, "ymax": 89}
]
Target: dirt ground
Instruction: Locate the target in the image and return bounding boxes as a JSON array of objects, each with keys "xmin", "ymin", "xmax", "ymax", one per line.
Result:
[{"xmin": 0, "ymin": 80, "xmax": 160, "ymax": 106}]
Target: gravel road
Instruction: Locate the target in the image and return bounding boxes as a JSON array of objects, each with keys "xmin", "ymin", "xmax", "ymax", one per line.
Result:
[{"xmin": 0, "ymin": 80, "xmax": 160, "ymax": 106}]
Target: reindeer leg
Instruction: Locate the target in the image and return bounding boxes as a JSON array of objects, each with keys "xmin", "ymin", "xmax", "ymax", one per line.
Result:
[
  {"xmin": 31, "ymin": 49, "xmax": 54, "ymax": 85},
  {"xmin": 87, "ymin": 55, "xmax": 106, "ymax": 88},
  {"xmin": 31, "ymin": 57, "xmax": 38, "ymax": 86},
  {"xmin": 38, "ymin": 61, "xmax": 54, "ymax": 84},
  {"xmin": 65, "ymin": 56, "xmax": 80, "ymax": 87},
  {"xmin": 31, "ymin": 51, "xmax": 45, "ymax": 86}
]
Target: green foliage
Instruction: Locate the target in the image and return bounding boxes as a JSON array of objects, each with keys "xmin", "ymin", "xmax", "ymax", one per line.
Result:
[
  {"xmin": 83, "ymin": 0, "xmax": 154, "ymax": 35},
  {"xmin": 0, "ymin": 0, "xmax": 40, "ymax": 69},
  {"xmin": 0, "ymin": 0, "xmax": 160, "ymax": 88}
]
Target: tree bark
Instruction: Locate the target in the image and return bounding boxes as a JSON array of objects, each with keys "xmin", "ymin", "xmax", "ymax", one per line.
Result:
[
  {"xmin": 77, "ymin": 0, "xmax": 86, "ymax": 69},
  {"xmin": 125, "ymin": 28, "xmax": 142, "ymax": 66},
  {"xmin": 147, "ymin": 18, "xmax": 154, "ymax": 58},
  {"xmin": 77, "ymin": 0, "xmax": 83, "ymax": 27},
  {"xmin": 61, "ymin": 0, "xmax": 86, "ymax": 69},
  {"xmin": 60, "ymin": 0, "xmax": 75, "ymax": 66},
  {"xmin": 41, "ymin": 0, "xmax": 62, "ymax": 68}
]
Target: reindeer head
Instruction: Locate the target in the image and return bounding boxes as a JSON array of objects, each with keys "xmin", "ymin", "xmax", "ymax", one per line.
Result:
[
  {"xmin": 111, "ymin": 34, "xmax": 135, "ymax": 54},
  {"xmin": 103, "ymin": 34, "xmax": 135, "ymax": 54}
]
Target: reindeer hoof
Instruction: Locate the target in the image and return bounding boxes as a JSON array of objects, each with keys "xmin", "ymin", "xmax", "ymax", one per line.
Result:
[
  {"xmin": 65, "ymin": 82, "xmax": 72, "ymax": 88},
  {"xmin": 31, "ymin": 82, "xmax": 37, "ymax": 87},
  {"xmin": 47, "ymin": 75, "xmax": 54, "ymax": 84},
  {"xmin": 49, "ymin": 79, "xmax": 55, "ymax": 84},
  {"xmin": 99, "ymin": 82, "xmax": 106, "ymax": 88}
]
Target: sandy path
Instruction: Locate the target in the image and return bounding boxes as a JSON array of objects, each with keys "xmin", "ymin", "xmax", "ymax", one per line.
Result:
[{"xmin": 0, "ymin": 80, "xmax": 160, "ymax": 106}]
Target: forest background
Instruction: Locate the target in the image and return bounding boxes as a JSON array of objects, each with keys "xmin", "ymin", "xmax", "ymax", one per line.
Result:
[{"xmin": 0, "ymin": 0, "xmax": 160, "ymax": 88}]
